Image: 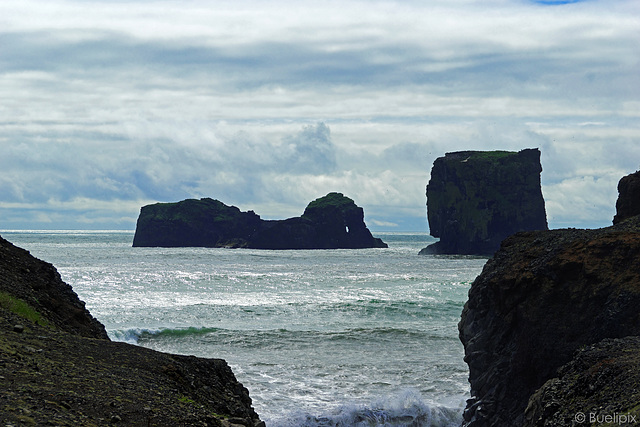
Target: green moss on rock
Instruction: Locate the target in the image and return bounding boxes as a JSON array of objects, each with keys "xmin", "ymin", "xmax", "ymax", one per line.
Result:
[{"xmin": 0, "ymin": 291, "xmax": 51, "ymax": 328}]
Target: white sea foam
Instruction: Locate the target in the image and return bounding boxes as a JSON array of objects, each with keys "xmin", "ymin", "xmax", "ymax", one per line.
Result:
[{"xmin": 267, "ymin": 389, "xmax": 465, "ymax": 427}]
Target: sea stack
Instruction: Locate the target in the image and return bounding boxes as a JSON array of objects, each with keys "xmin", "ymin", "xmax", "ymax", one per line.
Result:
[
  {"xmin": 421, "ymin": 148, "xmax": 548, "ymax": 255},
  {"xmin": 133, "ymin": 192, "xmax": 387, "ymax": 249}
]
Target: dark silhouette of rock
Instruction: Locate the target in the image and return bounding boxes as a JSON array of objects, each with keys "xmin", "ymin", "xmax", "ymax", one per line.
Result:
[
  {"xmin": 421, "ymin": 148, "xmax": 548, "ymax": 255},
  {"xmin": 613, "ymin": 169, "xmax": 640, "ymax": 224},
  {"xmin": 0, "ymin": 234, "xmax": 263, "ymax": 426},
  {"xmin": 458, "ymin": 170, "xmax": 640, "ymax": 426},
  {"xmin": 132, "ymin": 198, "xmax": 263, "ymax": 248},
  {"xmin": 524, "ymin": 336, "xmax": 640, "ymax": 426},
  {"xmin": 0, "ymin": 235, "xmax": 108, "ymax": 339},
  {"xmin": 133, "ymin": 192, "xmax": 387, "ymax": 249}
]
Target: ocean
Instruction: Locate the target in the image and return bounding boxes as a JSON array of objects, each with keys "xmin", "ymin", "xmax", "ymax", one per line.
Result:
[{"xmin": 2, "ymin": 230, "xmax": 487, "ymax": 426}]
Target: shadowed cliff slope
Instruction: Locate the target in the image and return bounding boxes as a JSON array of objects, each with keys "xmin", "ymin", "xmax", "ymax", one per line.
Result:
[
  {"xmin": 524, "ymin": 336, "xmax": 640, "ymax": 426},
  {"xmin": 0, "ymin": 235, "xmax": 263, "ymax": 427},
  {"xmin": 133, "ymin": 192, "xmax": 387, "ymax": 249},
  {"xmin": 458, "ymin": 169, "xmax": 640, "ymax": 426},
  {"xmin": 0, "ymin": 237, "xmax": 107, "ymax": 339},
  {"xmin": 422, "ymin": 148, "xmax": 548, "ymax": 255}
]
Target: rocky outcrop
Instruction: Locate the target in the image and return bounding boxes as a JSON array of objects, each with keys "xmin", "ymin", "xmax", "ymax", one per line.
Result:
[
  {"xmin": 613, "ymin": 170, "xmax": 640, "ymax": 224},
  {"xmin": 524, "ymin": 336, "xmax": 640, "ymax": 426},
  {"xmin": 421, "ymin": 149, "xmax": 548, "ymax": 255},
  {"xmin": 0, "ymin": 236, "xmax": 108, "ymax": 339},
  {"xmin": 0, "ymin": 234, "xmax": 263, "ymax": 426},
  {"xmin": 458, "ymin": 170, "xmax": 640, "ymax": 426},
  {"xmin": 133, "ymin": 192, "xmax": 387, "ymax": 249}
]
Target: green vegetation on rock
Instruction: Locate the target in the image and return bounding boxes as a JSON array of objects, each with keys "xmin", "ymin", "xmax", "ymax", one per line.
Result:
[
  {"xmin": 303, "ymin": 192, "xmax": 356, "ymax": 213},
  {"xmin": 0, "ymin": 291, "xmax": 51, "ymax": 328}
]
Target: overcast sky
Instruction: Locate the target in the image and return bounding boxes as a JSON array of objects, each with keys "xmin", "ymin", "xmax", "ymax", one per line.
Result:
[{"xmin": 1, "ymin": 0, "xmax": 638, "ymax": 232}]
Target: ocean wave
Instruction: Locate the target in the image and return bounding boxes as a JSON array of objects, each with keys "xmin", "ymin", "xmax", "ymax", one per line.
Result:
[
  {"xmin": 266, "ymin": 389, "xmax": 463, "ymax": 427},
  {"xmin": 109, "ymin": 326, "xmax": 221, "ymax": 344},
  {"xmin": 110, "ymin": 325, "xmax": 453, "ymax": 347}
]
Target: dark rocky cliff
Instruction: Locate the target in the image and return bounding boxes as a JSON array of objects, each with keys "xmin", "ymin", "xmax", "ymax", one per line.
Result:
[
  {"xmin": 132, "ymin": 198, "xmax": 263, "ymax": 248},
  {"xmin": 613, "ymin": 169, "xmax": 640, "ymax": 224},
  {"xmin": 422, "ymin": 148, "xmax": 548, "ymax": 255},
  {"xmin": 0, "ymin": 235, "xmax": 262, "ymax": 426},
  {"xmin": 133, "ymin": 192, "xmax": 387, "ymax": 249},
  {"xmin": 524, "ymin": 336, "xmax": 640, "ymax": 426},
  {"xmin": 458, "ymin": 170, "xmax": 640, "ymax": 426},
  {"xmin": 0, "ymin": 236, "xmax": 108, "ymax": 339}
]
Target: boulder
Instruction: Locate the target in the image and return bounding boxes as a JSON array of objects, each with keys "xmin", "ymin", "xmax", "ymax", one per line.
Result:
[
  {"xmin": 133, "ymin": 192, "xmax": 387, "ymax": 249},
  {"xmin": 421, "ymin": 148, "xmax": 548, "ymax": 255}
]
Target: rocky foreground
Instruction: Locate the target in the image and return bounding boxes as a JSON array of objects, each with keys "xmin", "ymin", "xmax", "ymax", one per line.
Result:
[
  {"xmin": 459, "ymin": 170, "xmax": 640, "ymax": 426},
  {"xmin": 0, "ymin": 235, "xmax": 262, "ymax": 427}
]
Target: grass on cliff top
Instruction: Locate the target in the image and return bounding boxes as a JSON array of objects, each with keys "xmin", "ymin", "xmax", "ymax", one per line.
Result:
[
  {"xmin": 0, "ymin": 291, "xmax": 51, "ymax": 328},
  {"xmin": 470, "ymin": 150, "xmax": 515, "ymax": 160},
  {"xmin": 144, "ymin": 198, "xmax": 243, "ymax": 222},
  {"xmin": 305, "ymin": 192, "xmax": 356, "ymax": 211}
]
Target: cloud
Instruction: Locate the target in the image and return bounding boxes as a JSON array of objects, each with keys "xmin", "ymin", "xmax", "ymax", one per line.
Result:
[
  {"xmin": 532, "ymin": 1, "xmax": 585, "ymax": 4},
  {"xmin": 0, "ymin": 0, "xmax": 638, "ymax": 230}
]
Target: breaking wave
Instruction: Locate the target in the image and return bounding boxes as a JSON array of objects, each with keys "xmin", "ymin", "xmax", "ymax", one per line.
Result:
[
  {"xmin": 266, "ymin": 389, "xmax": 464, "ymax": 427},
  {"xmin": 109, "ymin": 326, "xmax": 221, "ymax": 344}
]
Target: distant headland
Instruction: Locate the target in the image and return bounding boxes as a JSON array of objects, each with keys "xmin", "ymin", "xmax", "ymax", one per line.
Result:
[{"xmin": 132, "ymin": 192, "xmax": 388, "ymax": 249}]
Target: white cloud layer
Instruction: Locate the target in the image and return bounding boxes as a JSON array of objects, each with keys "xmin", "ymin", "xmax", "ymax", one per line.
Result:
[{"xmin": 1, "ymin": 0, "xmax": 639, "ymax": 231}]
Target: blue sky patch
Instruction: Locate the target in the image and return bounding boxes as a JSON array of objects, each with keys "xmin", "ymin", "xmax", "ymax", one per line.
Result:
[{"xmin": 533, "ymin": 0, "xmax": 585, "ymax": 4}]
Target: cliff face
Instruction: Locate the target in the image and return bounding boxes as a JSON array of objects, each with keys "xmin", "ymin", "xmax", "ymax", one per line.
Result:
[
  {"xmin": 132, "ymin": 198, "xmax": 263, "ymax": 248},
  {"xmin": 423, "ymin": 148, "xmax": 548, "ymax": 255},
  {"xmin": 458, "ymin": 169, "xmax": 640, "ymax": 426},
  {"xmin": 133, "ymin": 192, "xmax": 387, "ymax": 249},
  {"xmin": 0, "ymin": 234, "xmax": 263, "ymax": 426},
  {"xmin": 0, "ymin": 235, "xmax": 108, "ymax": 339}
]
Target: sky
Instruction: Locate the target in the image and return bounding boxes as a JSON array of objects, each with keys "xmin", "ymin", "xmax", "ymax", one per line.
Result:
[{"xmin": 1, "ymin": 0, "xmax": 639, "ymax": 232}]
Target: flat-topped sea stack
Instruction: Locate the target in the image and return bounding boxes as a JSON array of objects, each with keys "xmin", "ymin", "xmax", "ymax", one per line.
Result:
[
  {"xmin": 421, "ymin": 148, "xmax": 548, "ymax": 255},
  {"xmin": 133, "ymin": 192, "xmax": 388, "ymax": 249}
]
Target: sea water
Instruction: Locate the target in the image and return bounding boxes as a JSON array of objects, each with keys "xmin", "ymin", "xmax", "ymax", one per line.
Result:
[{"xmin": 2, "ymin": 230, "xmax": 487, "ymax": 426}]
